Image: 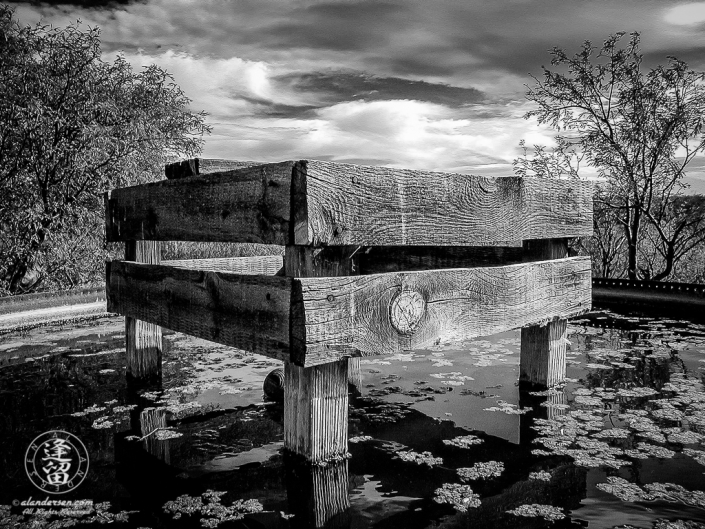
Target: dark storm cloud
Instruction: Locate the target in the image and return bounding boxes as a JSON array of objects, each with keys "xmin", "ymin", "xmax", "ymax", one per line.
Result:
[
  {"xmin": 275, "ymin": 71, "xmax": 485, "ymax": 109},
  {"xmin": 5, "ymin": 0, "xmax": 145, "ymax": 7},
  {"xmin": 257, "ymin": 2, "xmax": 403, "ymax": 52}
]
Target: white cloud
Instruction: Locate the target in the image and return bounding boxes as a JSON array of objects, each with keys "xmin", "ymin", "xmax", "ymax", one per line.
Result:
[
  {"xmin": 664, "ymin": 2, "xmax": 705, "ymax": 26},
  {"xmin": 203, "ymin": 99, "xmax": 557, "ymax": 175},
  {"xmin": 114, "ymin": 51, "xmax": 293, "ymax": 119}
]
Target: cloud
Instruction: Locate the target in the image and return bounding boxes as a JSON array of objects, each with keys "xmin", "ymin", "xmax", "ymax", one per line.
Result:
[
  {"xmin": 7, "ymin": 0, "xmax": 705, "ymax": 180},
  {"xmin": 664, "ymin": 2, "xmax": 705, "ymax": 26},
  {"xmin": 203, "ymin": 99, "xmax": 556, "ymax": 175},
  {"xmin": 274, "ymin": 71, "xmax": 485, "ymax": 109}
]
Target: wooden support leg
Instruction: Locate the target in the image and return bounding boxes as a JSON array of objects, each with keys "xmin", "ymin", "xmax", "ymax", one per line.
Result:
[
  {"xmin": 284, "ymin": 245, "xmax": 356, "ymax": 462},
  {"xmin": 519, "ymin": 238, "xmax": 569, "ymax": 389},
  {"xmin": 519, "ymin": 318, "xmax": 568, "ymax": 388},
  {"xmin": 125, "ymin": 240, "xmax": 162, "ymax": 383},
  {"xmin": 284, "ymin": 359, "xmax": 349, "ymax": 463}
]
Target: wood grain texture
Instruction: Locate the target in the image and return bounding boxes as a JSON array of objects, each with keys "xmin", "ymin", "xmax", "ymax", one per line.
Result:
[
  {"xmin": 108, "ymin": 261, "xmax": 292, "ymax": 361},
  {"xmin": 105, "ymin": 161, "xmax": 295, "ymax": 243},
  {"xmin": 125, "ymin": 240, "xmax": 162, "ymax": 382},
  {"xmin": 292, "ymin": 257, "xmax": 591, "ymax": 366},
  {"xmin": 162, "ymin": 255, "xmax": 283, "ymax": 275},
  {"xmin": 293, "ymin": 160, "xmax": 592, "ymax": 246},
  {"xmin": 519, "ymin": 318, "xmax": 568, "ymax": 388},
  {"xmin": 284, "ymin": 360, "xmax": 349, "ymax": 462}
]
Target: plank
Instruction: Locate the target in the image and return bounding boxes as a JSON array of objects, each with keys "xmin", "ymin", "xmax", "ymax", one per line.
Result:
[
  {"xmin": 108, "ymin": 159, "xmax": 591, "ymax": 246},
  {"xmin": 162, "ymin": 255, "xmax": 283, "ymax": 275},
  {"xmin": 125, "ymin": 240, "xmax": 162, "ymax": 382},
  {"xmin": 105, "ymin": 161, "xmax": 295, "ymax": 243},
  {"xmin": 107, "ymin": 260, "xmax": 292, "ymax": 360},
  {"xmin": 293, "ymin": 160, "xmax": 592, "ymax": 246},
  {"xmin": 291, "ymin": 256, "xmax": 591, "ymax": 366}
]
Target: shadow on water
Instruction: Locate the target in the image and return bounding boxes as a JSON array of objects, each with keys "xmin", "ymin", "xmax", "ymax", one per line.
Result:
[{"xmin": 0, "ymin": 306, "xmax": 705, "ymax": 528}]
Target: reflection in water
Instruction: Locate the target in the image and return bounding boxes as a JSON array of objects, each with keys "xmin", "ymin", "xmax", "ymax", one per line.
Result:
[
  {"xmin": 1, "ymin": 309, "xmax": 705, "ymax": 527},
  {"xmin": 286, "ymin": 456, "xmax": 351, "ymax": 528}
]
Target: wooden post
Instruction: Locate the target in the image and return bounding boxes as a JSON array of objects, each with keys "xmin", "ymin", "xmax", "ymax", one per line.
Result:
[
  {"xmin": 284, "ymin": 360, "xmax": 349, "ymax": 462},
  {"xmin": 284, "ymin": 245, "xmax": 353, "ymax": 463},
  {"xmin": 125, "ymin": 240, "xmax": 162, "ymax": 383},
  {"xmin": 519, "ymin": 239, "xmax": 569, "ymax": 389}
]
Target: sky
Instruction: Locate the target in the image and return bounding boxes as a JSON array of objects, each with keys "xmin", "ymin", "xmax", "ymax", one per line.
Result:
[{"xmin": 8, "ymin": 0, "xmax": 705, "ymax": 192}]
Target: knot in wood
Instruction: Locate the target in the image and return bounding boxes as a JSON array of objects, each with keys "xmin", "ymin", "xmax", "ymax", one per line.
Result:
[{"xmin": 389, "ymin": 290, "xmax": 425, "ymax": 335}]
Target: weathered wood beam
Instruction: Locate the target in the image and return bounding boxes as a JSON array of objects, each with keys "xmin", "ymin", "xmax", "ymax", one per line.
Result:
[
  {"xmin": 107, "ymin": 261, "xmax": 292, "ymax": 361},
  {"xmin": 292, "ymin": 256, "xmax": 591, "ymax": 366},
  {"xmin": 107, "ymin": 159, "xmax": 592, "ymax": 245},
  {"xmin": 294, "ymin": 160, "xmax": 593, "ymax": 246},
  {"xmin": 107, "ymin": 256, "xmax": 591, "ymax": 368},
  {"xmin": 162, "ymin": 255, "xmax": 283, "ymax": 275},
  {"xmin": 105, "ymin": 161, "xmax": 294, "ymax": 243},
  {"xmin": 125, "ymin": 240, "xmax": 162, "ymax": 383}
]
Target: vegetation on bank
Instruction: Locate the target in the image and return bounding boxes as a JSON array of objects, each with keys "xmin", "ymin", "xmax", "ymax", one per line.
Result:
[
  {"xmin": 515, "ymin": 32, "xmax": 705, "ymax": 282},
  {"xmin": 1, "ymin": 6, "xmax": 703, "ymax": 294},
  {"xmin": 0, "ymin": 5, "xmax": 210, "ymax": 295}
]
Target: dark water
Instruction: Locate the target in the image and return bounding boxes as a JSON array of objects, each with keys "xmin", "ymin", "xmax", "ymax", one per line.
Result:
[{"xmin": 1, "ymin": 307, "xmax": 705, "ymax": 528}]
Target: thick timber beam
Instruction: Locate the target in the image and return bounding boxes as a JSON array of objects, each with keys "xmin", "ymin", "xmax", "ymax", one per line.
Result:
[
  {"xmin": 125, "ymin": 240, "xmax": 162, "ymax": 383},
  {"xmin": 106, "ymin": 159, "xmax": 592, "ymax": 246},
  {"xmin": 107, "ymin": 260, "xmax": 292, "ymax": 361},
  {"xmin": 519, "ymin": 239, "xmax": 574, "ymax": 388},
  {"xmin": 292, "ymin": 256, "xmax": 591, "ymax": 366},
  {"xmin": 105, "ymin": 161, "xmax": 294, "ymax": 244},
  {"xmin": 107, "ymin": 256, "xmax": 591, "ymax": 368},
  {"xmin": 293, "ymin": 160, "xmax": 593, "ymax": 246}
]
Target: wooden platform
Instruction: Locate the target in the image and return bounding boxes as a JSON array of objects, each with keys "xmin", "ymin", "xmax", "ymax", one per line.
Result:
[{"xmin": 105, "ymin": 158, "xmax": 594, "ymax": 465}]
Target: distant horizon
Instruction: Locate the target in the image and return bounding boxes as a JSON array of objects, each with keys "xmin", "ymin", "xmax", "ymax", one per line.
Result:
[{"xmin": 7, "ymin": 0, "xmax": 705, "ymax": 193}]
